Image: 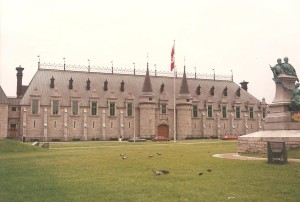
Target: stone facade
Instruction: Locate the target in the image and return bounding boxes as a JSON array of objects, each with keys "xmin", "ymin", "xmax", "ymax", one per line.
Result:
[
  {"xmin": 0, "ymin": 104, "xmax": 8, "ymax": 137},
  {"xmin": 1, "ymin": 66, "xmax": 267, "ymax": 141}
]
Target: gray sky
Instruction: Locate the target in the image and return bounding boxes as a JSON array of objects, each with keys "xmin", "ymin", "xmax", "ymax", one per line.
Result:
[{"xmin": 1, "ymin": 0, "xmax": 300, "ymax": 103}]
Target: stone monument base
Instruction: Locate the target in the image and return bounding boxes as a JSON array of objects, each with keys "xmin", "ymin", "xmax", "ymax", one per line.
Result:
[{"xmin": 238, "ymin": 130, "xmax": 300, "ymax": 153}]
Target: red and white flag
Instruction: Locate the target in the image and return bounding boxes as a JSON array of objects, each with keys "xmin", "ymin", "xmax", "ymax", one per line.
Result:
[{"xmin": 171, "ymin": 42, "xmax": 175, "ymax": 71}]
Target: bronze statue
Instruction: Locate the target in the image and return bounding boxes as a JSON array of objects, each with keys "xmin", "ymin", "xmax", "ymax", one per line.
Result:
[
  {"xmin": 282, "ymin": 57, "xmax": 298, "ymax": 81},
  {"xmin": 270, "ymin": 57, "xmax": 299, "ymax": 82},
  {"xmin": 291, "ymin": 83, "xmax": 300, "ymax": 111}
]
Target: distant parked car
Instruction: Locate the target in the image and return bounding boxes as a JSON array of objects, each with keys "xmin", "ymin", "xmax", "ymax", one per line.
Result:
[
  {"xmin": 152, "ymin": 136, "xmax": 169, "ymax": 142},
  {"xmin": 128, "ymin": 137, "xmax": 147, "ymax": 142},
  {"xmin": 222, "ymin": 136, "xmax": 237, "ymax": 140}
]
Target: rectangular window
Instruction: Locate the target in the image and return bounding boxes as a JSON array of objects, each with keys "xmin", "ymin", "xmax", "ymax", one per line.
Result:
[
  {"xmin": 32, "ymin": 99, "xmax": 39, "ymax": 114},
  {"xmin": 193, "ymin": 105, "xmax": 198, "ymax": 118},
  {"xmin": 222, "ymin": 106, "xmax": 227, "ymax": 118},
  {"xmin": 161, "ymin": 104, "xmax": 167, "ymax": 114},
  {"xmin": 12, "ymin": 107, "xmax": 17, "ymax": 112},
  {"xmin": 91, "ymin": 101, "xmax": 97, "ymax": 115},
  {"xmin": 110, "ymin": 102, "xmax": 115, "ymax": 116},
  {"xmin": 235, "ymin": 106, "xmax": 240, "ymax": 119},
  {"xmin": 72, "ymin": 101, "xmax": 79, "ymax": 115},
  {"xmin": 250, "ymin": 107, "xmax": 254, "ymax": 119},
  {"xmin": 52, "ymin": 100, "xmax": 59, "ymax": 115},
  {"xmin": 207, "ymin": 105, "xmax": 213, "ymax": 118},
  {"xmin": 127, "ymin": 102, "xmax": 133, "ymax": 116}
]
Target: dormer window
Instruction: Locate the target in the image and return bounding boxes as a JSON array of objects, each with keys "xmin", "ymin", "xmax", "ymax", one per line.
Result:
[
  {"xmin": 86, "ymin": 79, "xmax": 91, "ymax": 90},
  {"xmin": 109, "ymin": 102, "xmax": 116, "ymax": 116},
  {"xmin": 207, "ymin": 105, "xmax": 213, "ymax": 118},
  {"xmin": 235, "ymin": 106, "xmax": 241, "ymax": 119},
  {"xmin": 69, "ymin": 77, "xmax": 73, "ymax": 89},
  {"xmin": 127, "ymin": 102, "xmax": 133, "ymax": 117},
  {"xmin": 52, "ymin": 100, "xmax": 60, "ymax": 115},
  {"xmin": 192, "ymin": 105, "xmax": 198, "ymax": 118},
  {"xmin": 160, "ymin": 104, "xmax": 167, "ymax": 114},
  {"xmin": 91, "ymin": 101, "xmax": 97, "ymax": 116},
  {"xmin": 72, "ymin": 101, "xmax": 79, "ymax": 115},
  {"xmin": 32, "ymin": 99, "xmax": 39, "ymax": 115},
  {"xmin": 50, "ymin": 76, "xmax": 55, "ymax": 88},
  {"xmin": 222, "ymin": 106, "xmax": 227, "ymax": 118},
  {"xmin": 120, "ymin": 80, "xmax": 125, "ymax": 92},
  {"xmin": 249, "ymin": 107, "xmax": 254, "ymax": 119}
]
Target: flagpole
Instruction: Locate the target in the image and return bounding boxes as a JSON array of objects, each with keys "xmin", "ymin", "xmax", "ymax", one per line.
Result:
[{"xmin": 173, "ymin": 40, "xmax": 176, "ymax": 142}]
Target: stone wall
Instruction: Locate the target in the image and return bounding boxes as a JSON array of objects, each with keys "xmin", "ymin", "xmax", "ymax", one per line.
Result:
[{"xmin": 0, "ymin": 104, "xmax": 8, "ymax": 137}]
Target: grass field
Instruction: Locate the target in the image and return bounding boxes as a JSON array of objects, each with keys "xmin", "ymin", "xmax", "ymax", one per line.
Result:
[{"xmin": 1, "ymin": 139, "xmax": 300, "ymax": 202}]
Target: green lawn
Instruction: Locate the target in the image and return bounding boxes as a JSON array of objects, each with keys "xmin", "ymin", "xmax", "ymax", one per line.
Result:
[{"xmin": 0, "ymin": 139, "xmax": 300, "ymax": 202}]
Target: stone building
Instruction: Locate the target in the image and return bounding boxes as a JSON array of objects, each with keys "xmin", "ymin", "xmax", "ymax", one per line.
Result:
[{"xmin": 1, "ymin": 64, "xmax": 268, "ymax": 141}]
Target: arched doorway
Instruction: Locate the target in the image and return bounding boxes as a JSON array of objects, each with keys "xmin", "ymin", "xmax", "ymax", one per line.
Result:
[{"xmin": 157, "ymin": 124, "xmax": 169, "ymax": 138}]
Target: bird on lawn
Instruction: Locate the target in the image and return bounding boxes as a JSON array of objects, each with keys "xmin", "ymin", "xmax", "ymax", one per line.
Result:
[
  {"xmin": 153, "ymin": 170, "xmax": 162, "ymax": 175},
  {"xmin": 207, "ymin": 169, "xmax": 212, "ymax": 172},
  {"xmin": 159, "ymin": 170, "xmax": 169, "ymax": 174},
  {"xmin": 122, "ymin": 156, "xmax": 127, "ymax": 160},
  {"xmin": 120, "ymin": 153, "xmax": 125, "ymax": 157},
  {"xmin": 198, "ymin": 172, "xmax": 204, "ymax": 176},
  {"xmin": 149, "ymin": 155, "xmax": 153, "ymax": 158},
  {"xmin": 157, "ymin": 153, "xmax": 162, "ymax": 155}
]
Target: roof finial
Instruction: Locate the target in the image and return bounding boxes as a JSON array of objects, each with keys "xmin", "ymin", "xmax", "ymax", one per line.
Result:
[
  {"xmin": 231, "ymin": 69, "xmax": 233, "ymax": 81},
  {"xmin": 133, "ymin": 62, "xmax": 135, "ymax": 75},
  {"xmin": 63, "ymin": 57, "xmax": 66, "ymax": 71},
  {"xmin": 88, "ymin": 59, "xmax": 90, "ymax": 73},
  {"xmin": 111, "ymin": 60, "xmax": 113, "ymax": 74},
  {"xmin": 37, "ymin": 55, "xmax": 40, "ymax": 69}
]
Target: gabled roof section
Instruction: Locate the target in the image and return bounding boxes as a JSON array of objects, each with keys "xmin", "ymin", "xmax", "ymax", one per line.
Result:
[
  {"xmin": 179, "ymin": 67, "xmax": 190, "ymax": 95},
  {"xmin": 141, "ymin": 63, "xmax": 154, "ymax": 95},
  {"xmin": 19, "ymin": 68, "xmax": 262, "ymax": 110},
  {"xmin": 0, "ymin": 86, "xmax": 8, "ymax": 104}
]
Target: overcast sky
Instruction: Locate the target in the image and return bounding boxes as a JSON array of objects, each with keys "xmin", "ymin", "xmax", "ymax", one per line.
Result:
[{"xmin": 1, "ymin": 0, "xmax": 300, "ymax": 103}]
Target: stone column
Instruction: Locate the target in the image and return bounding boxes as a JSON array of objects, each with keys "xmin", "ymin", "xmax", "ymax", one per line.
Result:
[
  {"xmin": 243, "ymin": 113, "xmax": 248, "ymax": 135},
  {"xmin": 216, "ymin": 112, "xmax": 220, "ymax": 138},
  {"xmin": 102, "ymin": 110, "xmax": 106, "ymax": 140},
  {"xmin": 202, "ymin": 112, "xmax": 206, "ymax": 138},
  {"xmin": 83, "ymin": 109, "xmax": 87, "ymax": 140},
  {"xmin": 22, "ymin": 107, "xmax": 27, "ymax": 137},
  {"xmin": 120, "ymin": 110, "xmax": 124, "ymax": 138},
  {"xmin": 43, "ymin": 108, "xmax": 48, "ymax": 141},
  {"xmin": 258, "ymin": 113, "xmax": 262, "ymax": 130},
  {"xmin": 64, "ymin": 108, "xmax": 68, "ymax": 141},
  {"xmin": 230, "ymin": 112, "xmax": 235, "ymax": 136}
]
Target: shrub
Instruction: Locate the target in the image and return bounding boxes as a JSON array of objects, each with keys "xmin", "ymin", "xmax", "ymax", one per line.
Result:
[
  {"xmin": 72, "ymin": 137, "xmax": 80, "ymax": 141},
  {"xmin": 51, "ymin": 139, "xmax": 61, "ymax": 142}
]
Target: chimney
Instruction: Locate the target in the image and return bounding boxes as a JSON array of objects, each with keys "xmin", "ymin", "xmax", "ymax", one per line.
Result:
[
  {"xmin": 16, "ymin": 65, "xmax": 24, "ymax": 98},
  {"xmin": 240, "ymin": 80, "xmax": 249, "ymax": 91}
]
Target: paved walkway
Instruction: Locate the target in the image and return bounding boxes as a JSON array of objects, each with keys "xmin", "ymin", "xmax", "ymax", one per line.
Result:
[{"xmin": 213, "ymin": 153, "xmax": 300, "ymax": 163}]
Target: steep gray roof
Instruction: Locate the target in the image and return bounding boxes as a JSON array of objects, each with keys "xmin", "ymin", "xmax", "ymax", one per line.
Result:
[
  {"xmin": 141, "ymin": 64, "xmax": 153, "ymax": 95},
  {"xmin": 0, "ymin": 86, "xmax": 8, "ymax": 104},
  {"xmin": 20, "ymin": 68, "xmax": 261, "ymax": 110},
  {"xmin": 179, "ymin": 67, "xmax": 190, "ymax": 96},
  {"xmin": 8, "ymin": 98, "xmax": 22, "ymax": 105}
]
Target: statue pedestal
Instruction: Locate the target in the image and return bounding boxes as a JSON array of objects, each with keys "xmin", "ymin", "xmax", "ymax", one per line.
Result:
[
  {"xmin": 238, "ymin": 60, "xmax": 300, "ymax": 153},
  {"xmin": 272, "ymin": 74, "xmax": 296, "ymax": 103},
  {"xmin": 265, "ymin": 74, "xmax": 300, "ymax": 130}
]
